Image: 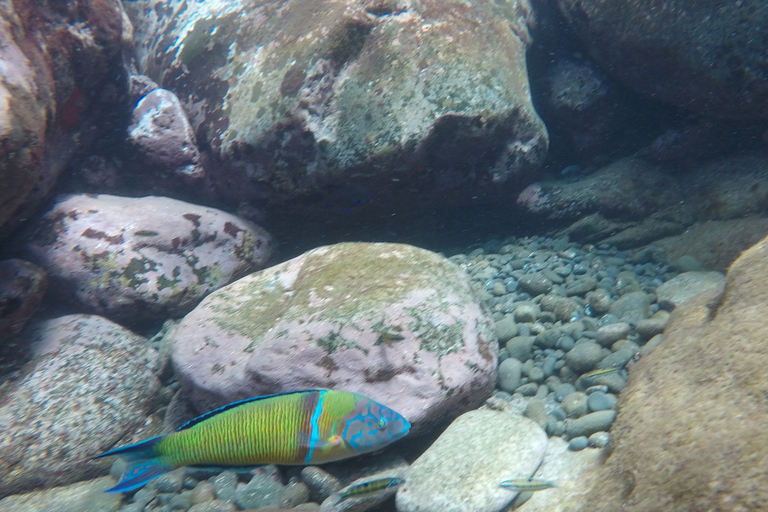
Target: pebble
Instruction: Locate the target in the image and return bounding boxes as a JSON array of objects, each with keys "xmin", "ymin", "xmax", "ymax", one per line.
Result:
[
  {"xmin": 586, "ymin": 288, "xmax": 613, "ymax": 314},
  {"xmin": 556, "ymin": 335, "xmax": 575, "ymax": 351},
  {"xmin": 518, "ymin": 273, "xmax": 554, "ymax": 296},
  {"xmin": 553, "ymin": 383, "xmax": 576, "ymax": 402},
  {"xmin": 524, "ymin": 398, "xmax": 549, "ymax": 429},
  {"xmin": 155, "ymin": 469, "xmax": 185, "ymax": 493},
  {"xmin": 495, "ymin": 316, "xmax": 519, "ymax": 343},
  {"xmin": 565, "ymin": 410, "xmax": 618, "ymax": 439},
  {"xmin": 588, "ymin": 431, "xmax": 611, "ymax": 448},
  {"xmin": 191, "ymin": 481, "xmax": 216, "ymax": 504},
  {"xmin": 506, "ymin": 336, "xmax": 535, "ymax": 362},
  {"xmin": 514, "ymin": 302, "xmax": 540, "ymax": 323},
  {"xmin": 213, "ymin": 471, "xmax": 238, "ymax": 502},
  {"xmin": 595, "ymin": 322, "xmax": 631, "ymax": 347},
  {"xmin": 540, "ymin": 294, "xmax": 582, "ymax": 321},
  {"xmin": 565, "ymin": 340, "xmax": 604, "ymax": 372},
  {"xmin": 534, "ymin": 329, "xmax": 560, "ymax": 349},
  {"xmin": 497, "ymin": 358, "xmax": 523, "ymax": 394},
  {"xmin": 301, "ymin": 467, "xmax": 342, "ymax": 503},
  {"xmin": 586, "ymin": 391, "xmax": 615, "ymax": 412},
  {"xmin": 516, "ymin": 383, "xmax": 539, "ymax": 396},
  {"xmin": 568, "ymin": 436, "xmax": 590, "ymax": 451},
  {"xmin": 560, "ymin": 391, "xmax": 588, "ymax": 418},
  {"xmin": 636, "ymin": 310, "xmax": 670, "ymax": 339},
  {"xmin": 608, "ymin": 291, "xmax": 652, "ymax": 322},
  {"xmin": 566, "ymin": 276, "xmax": 596, "ymax": 296},
  {"xmin": 188, "ymin": 500, "xmax": 237, "ymax": 512}
]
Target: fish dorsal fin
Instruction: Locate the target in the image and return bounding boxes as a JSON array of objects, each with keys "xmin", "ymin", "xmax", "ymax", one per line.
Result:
[{"xmin": 177, "ymin": 389, "xmax": 327, "ymax": 431}]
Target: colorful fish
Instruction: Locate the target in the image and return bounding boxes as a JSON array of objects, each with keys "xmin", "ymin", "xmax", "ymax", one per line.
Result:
[
  {"xmin": 500, "ymin": 478, "xmax": 557, "ymax": 492},
  {"xmin": 337, "ymin": 476, "xmax": 405, "ymax": 502},
  {"xmin": 95, "ymin": 389, "xmax": 410, "ymax": 493}
]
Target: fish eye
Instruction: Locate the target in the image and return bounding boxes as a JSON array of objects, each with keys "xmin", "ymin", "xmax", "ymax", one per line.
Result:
[{"xmin": 377, "ymin": 417, "xmax": 388, "ymax": 430}]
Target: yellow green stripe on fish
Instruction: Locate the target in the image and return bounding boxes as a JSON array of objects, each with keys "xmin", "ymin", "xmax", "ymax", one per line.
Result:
[{"xmin": 95, "ymin": 389, "xmax": 410, "ymax": 493}]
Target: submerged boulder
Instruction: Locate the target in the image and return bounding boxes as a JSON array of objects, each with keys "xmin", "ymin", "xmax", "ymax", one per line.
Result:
[
  {"xmin": 0, "ymin": 315, "xmax": 159, "ymax": 498},
  {"xmin": 168, "ymin": 242, "xmax": 498, "ymax": 431},
  {"xmin": 124, "ymin": 0, "xmax": 547, "ymax": 214},
  {"xmin": 557, "ymin": 0, "xmax": 768, "ymax": 119},
  {"xmin": 26, "ymin": 194, "xmax": 273, "ymax": 324},
  {"xmin": 578, "ymin": 233, "xmax": 768, "ymax": 511}
]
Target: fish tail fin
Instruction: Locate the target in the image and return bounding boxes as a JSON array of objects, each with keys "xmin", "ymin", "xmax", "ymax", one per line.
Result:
[{"xmin": 95, "ymin": 435, "xmax": 174, "ymax": 493}]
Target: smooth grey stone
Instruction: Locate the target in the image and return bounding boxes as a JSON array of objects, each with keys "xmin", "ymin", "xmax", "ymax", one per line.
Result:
[
  {"xmin": 170, "ymin": 491, "xmax": 194, "ymax": 510},
  {"xmin": 587, "ymin": 391, "xmax": 614, "ymax": 412},
  {"xmin": 549, "ymin": 405, "xmax": 567, "ymax": 421},
  {"xmin": 565, "ymin": 410, "xmax": 618, "ymax": 439},
  {"xmin": 506, "ymin": 336, "xmax": 535, "ymax": 362},
  {"xmin": 585, "ymin": 385, "xmax": 610, "ymax": 395},
  {"xmin": 534, "ymin": 383, "xmax": 550, "ymax": 400},
  {"xmin": 595, "ymin": 322, "xmax": 631, "ymax": 347},
  {"xmin": 542, "ymin": 269, "xmax": 564, "ymax": 284},
  {"xmin": 156, "ymin": 492, "xmax": 174, "ymax": 505},
  {"xmin": 189, "ymin": 500, "xmax": 238, "ymax": 512},
  {"xmin": 495, "ymin": 316, "xmax": 519, "ymax": 343},
  {"xmin": 527, "ymin": 365, "xmax": 545, "ymax": 383},
  {"xmin": 586, "ymin": 288, "xmax": 613, "ymax": 314},
  {"xmin": 497, "ymin": 358, "xmax": 523, "ymax": 393},
  {"xmin": 566, "ymin": 276, "xmax": 597, "ymax": 296},
  {"xmin": 155, "ymin": 469, "xmax": 185, "ymax": 493},
  {"xmin": 524, "ymin": 398, "xmax": 548, "ymax": 428},
  {"xmin": 133, "ymin": 487, "xmax": 159, "ymax": 507},
  {"xmin": 636, "ymin": 311, "xmax": 670, "ymax": 339},
  {"xmin": 534, "ymin": 328, "xmax": 560, "ymax": 349},
  {"xmin": 554, "ymin": 383, "xmax": 576, "ymax": 402},
  {"xmin": 514, "ymin": 302, "xmax": 540, "ymax": 323},
  {"xmin": 518, "ymin": 273, "xmax": 554, "ymax": 296},
  {"xmin": 655, "ymin": 271, "xmax": 725, "ymax": 307},
  {"xmin": 565, "ymin": 340, "xmax": 604, "ymax": 372},
  {"xmin": 540, "ymin": 294, "xmax": 581, "ymax": 322},
  {"xmin": 516, "ymin": 382, "xmax": 539, "ymax": 396},
  {"xmin": 539, "ymin": 311, "xmax": 557, "ymax": 323},
  {"xmin": 600, "ymin": 348, "xmax": 635, "ymax": 370},
  {"xmin": 608, "ymin": 290, "xmax": 652, "ymax": 322},
  {"xmin": 234, "ymin": 473, "xmax": 286, "ymax": 509},
  {"xmin": 542, "ymin": 353, "xmax": 558, "ymax": 378},
  {"xmin": 122, "ymin": 504, "xmax": 144, "ymax": 512},
  {"xmin": 213, "ymin": 471, "xmax": 238, "ymax": 502},
  {"xmin": 506, "ymin": 279, "xmax": 519, "ymax": 292},
  {"xmin": 560, "ymin": 391, "xmax": 588, "ymax": 418},
  {"xmin": 588, "ymin": 431, "xmax": 611, "ymax": 448},
  {"xmin": 568, "ymin": 436, "xmax": 589, "ymax": 451},
  {"xmin": 556, "ymin": 335, "xmax": 575, "ymax": 351},
  {"xmin": 547, "ymin": 418, "xmax": 566, "ymax": 437},
  {"xmin": 184, "ymin": 477, "xmax": 199, "ymax": 489},
  {"xmin": 301, "ymin": 466, "xmax": 342, "ymax": 503},
  {"xmin": 492, "ymin": 281, "xmax": 507, "ymax": 296}
]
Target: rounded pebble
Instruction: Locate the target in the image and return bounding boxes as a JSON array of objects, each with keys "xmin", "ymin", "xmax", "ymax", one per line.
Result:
[
  {"xmin": 192, "ymin": 481, "xmax": 216, "ymax": 504},
  {"xmin": 561, "ymin": 391, "xmax": 588, "ymax": 418},
  {"xmin": 586, "ymin": 391, "xmax": 615, "ymax": 412},
  {"xmin": 518, "ymin": 273, "xmax": 554, "ymax": 296},
  {"xmin": 212, "ymin": 471, "xmax": 238, "ymax": 502},
  {"xmin": 524, "ymin": 398, "xmax": 549, "ymax": 428},
  {"xmin": 495, "ymin": 316, "xmax": 519, "ymax": 343},
  {"xmin": 568, "ymin": 436, "xmax": 589, "ymax": 451},
  {"xmin": 497, "ymin": 358, "xmax": 523, "ymax": 393},
  {"xmin": 514, "ymin": 303, "xmax": 540, "ymax": 323},
  {"xmin": 516, "ymin": 382, "xmax": 539, "ymax": 396},
  {"xmin": 506, "ymin": 336, "xmax": 535, "ymax": 362},
  {"xmin": 189, "ymin": 500, "xmax": 237, "ymax": 512},
  {"xmin": 588, "ymin": 431, "xmax": 611, "ymax": 448},
  {"xmin": 565, "ymin": 410, "xmax": 618, "ymax": 439},
  {"xmin": 155, "ymin": 469, "xmax": 185, "ymax": 493},
  {"xmin": 565, "ymin": 340, "xmax": 604, "ymax": 372},
  {"xmin": 556, "ymin": 335, "xmax": 575, "ymax": 351},
  {"xmin": 595, "ymin": 322, "xmax": 631, "ymax": 347}
]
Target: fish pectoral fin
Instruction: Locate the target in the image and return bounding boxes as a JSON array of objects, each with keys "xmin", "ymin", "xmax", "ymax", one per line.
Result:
[{"xmin": 105, "ymin": 458, "xmax": 173, "ymax": 493}]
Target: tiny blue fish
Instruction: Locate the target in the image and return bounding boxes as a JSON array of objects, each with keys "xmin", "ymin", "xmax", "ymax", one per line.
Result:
[{"xmin": 500, "ymin": 478, "xmax": 557, "ymax": 492}]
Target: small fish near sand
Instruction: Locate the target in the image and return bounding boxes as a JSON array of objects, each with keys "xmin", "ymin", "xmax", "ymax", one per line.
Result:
[
  {"xmin": 500, "ymin": 478, "xmax": 557, "ymax": 492},
  {"xmin": 337, "ymin": 476, "xmax": 405, "ymax": 502},
  {"xmin": 95, "ymin": 389, "xmax": 410, "ymax": 493}
]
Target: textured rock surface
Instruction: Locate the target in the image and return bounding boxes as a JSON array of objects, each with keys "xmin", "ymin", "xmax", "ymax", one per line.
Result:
[
  {"xmin": 0, "ymin": 0, "xmax": 132, "ymax": 235},
  {"xmin": 0, "ymin": 315, "xmax": 160, "ymax": 497},
  {"xmin": 655, "ymin": 271, "xmax": 726, "ymax": 308},
  {"xmin": 26, "ymin": 194, "xmax": 273, "ymax": 323},
  {"xmin": 0, "ymin": 259, "xmax": 47, "ymax": 344},
  {"xmin": 577, "ymin": 234, "xmax": 768, "ymax": 511},
  {"xmin": 557, "ymin": 0, "xmax": 768, "ymax": 119},
  {"xmin": 123, "ymin": 0, "xmax": 546, "ymax": 213},
  {"xmin": 0, "ymin": 476, "xmax": 120, "ymax": 512},
  {"xmin": 128, "ymin": 88, "xmax": 204, "ymax": 180},
  {"xmin": 396, "ymin": 409, "xmax": 547, "ymax": 512},
  {"xmin": 169, "ymin": 242, "xmax": 498, "ymax": 429}
]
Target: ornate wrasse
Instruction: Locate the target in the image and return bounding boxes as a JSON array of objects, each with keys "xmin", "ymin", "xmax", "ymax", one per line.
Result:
[{"xmin": 95, "ymin": 389, "xmax": 410, "ymax": 493}]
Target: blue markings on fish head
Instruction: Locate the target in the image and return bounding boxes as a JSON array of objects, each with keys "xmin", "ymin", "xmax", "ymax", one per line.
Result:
[{"xmin": 341, "ymin": 397, "xmax": 410, "ymax": 454}]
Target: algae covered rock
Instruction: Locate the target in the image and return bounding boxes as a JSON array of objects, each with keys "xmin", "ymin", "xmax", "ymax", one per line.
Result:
[
  {"xmin": 168, "ymin": 242, "xmax": 498, "ymax": 430},
  {"xmin": 26, "ymin": 194, "xmax": 273, "ymax": 324},
  {"xmin": 124, "ymin": 0, "xmax": 547, "ymax": 211}
]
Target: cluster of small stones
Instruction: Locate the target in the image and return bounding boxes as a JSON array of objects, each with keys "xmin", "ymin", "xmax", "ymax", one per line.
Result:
[
  {"xmin": 94, "ymin": 236, "xmax": 677, "ymax": 512},
  {"xmin": 450, "ymin": 235, "xmax": 677, "ymax": 451}
]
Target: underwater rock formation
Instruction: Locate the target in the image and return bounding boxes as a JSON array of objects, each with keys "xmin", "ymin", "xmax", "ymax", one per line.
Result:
[
  {"xmin": 25, "ymin": 194, "xmax": 273, "ymax": 324},
  {"xmin": 123, "ymin": 0, "xmax": 547, "ymax": 214},
  {"xmin": 577, "ymin": 232, "xmax": 768, "ymax": 511},
  {"xmin": 557, "ymin": 0, "xmax": 768, "ymax": 119},
  {"xmin": 168, "ymin": 242, "xmax": 498, "ymax": 431}
]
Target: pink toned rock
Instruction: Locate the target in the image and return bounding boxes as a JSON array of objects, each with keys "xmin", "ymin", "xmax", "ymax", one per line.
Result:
[
  {"xmin": 168, "ymin": 242, "xmax": 498, "ymax": 431},
  {"xmin": 26, "ymin": 194, "xmax": 273, "ymax": 324},
  {"xmin": 0, "ymin": 315, "xmax": 159, "ymax": 498}
]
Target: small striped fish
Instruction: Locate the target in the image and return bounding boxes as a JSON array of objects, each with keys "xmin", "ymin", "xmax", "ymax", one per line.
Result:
[
  {"xmin": 95, "ymin": 389, "xmax": 410, "ymax": 493},
  {"xmin": 500, "ymin": 478, "xmax": 557, "ymax": 492},
  {"xmin": 338, "ymin": 476, "xmax": 405, "ymax": 502}
]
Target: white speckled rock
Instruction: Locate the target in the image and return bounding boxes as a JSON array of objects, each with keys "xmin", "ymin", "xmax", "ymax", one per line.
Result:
[
  {"xmin": 168, "ymin": 242, "xmax": 498, "ymax": 431},
  {"xmin": 396, "ymin": 409, "xmax": 547, "ymax": 512},
  {"xmin": 655, "ymin": 271, "xmax": 726, "ymax": 308},
  {"xmin": 0, "ymin": 315, "xmax": 160, "ymax": 498},
  {"xmin": 26, "ymin": 194, "xmax": 273, "ymax": 323},
  {"xmin": 0, "ymin": 477, "xmax": 120, "ymax": 512}
]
